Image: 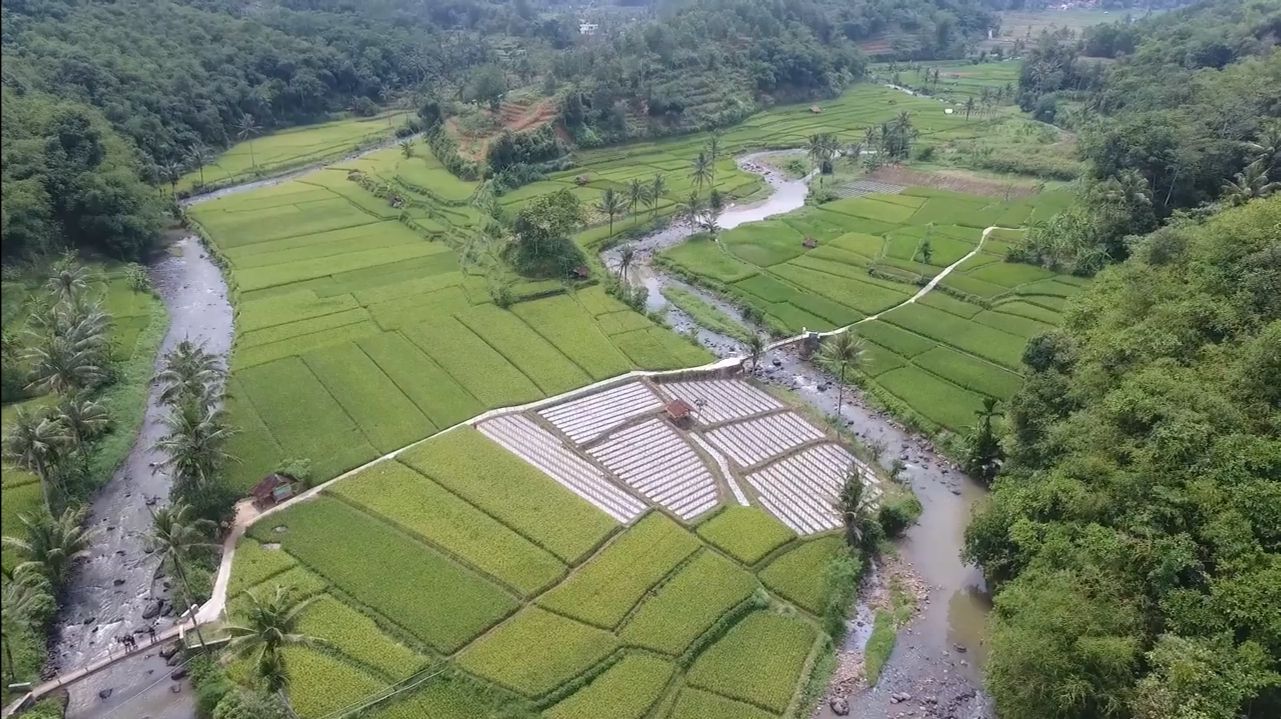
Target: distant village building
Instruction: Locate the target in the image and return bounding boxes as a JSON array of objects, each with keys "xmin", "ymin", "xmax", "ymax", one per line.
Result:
[{"xmin": 579, "ymin": 21, "xmax": 599, "ymax": 35}]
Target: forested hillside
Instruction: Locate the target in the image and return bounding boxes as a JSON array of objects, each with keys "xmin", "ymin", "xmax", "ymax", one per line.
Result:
[
  {"xmin": 0, "ymin": 0, "xmax": 1002, "ymax": 262},
  {"xmin": 1010, "ymin": 0, "xmax": 1281, "ymax": 272},
  {"xmin": 964, "ymin": 4, "xmax": 1281, "ymax": 717}
]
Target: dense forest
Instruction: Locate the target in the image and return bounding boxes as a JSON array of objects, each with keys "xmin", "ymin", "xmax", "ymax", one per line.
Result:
[
  {"xmin": 0, "ymin": 0, "xmax": 1003, "ymax": 262},
  {"xmin": 1009, "ymin": 0, "xmax": 1280, "ymax": 272},
  {"xmin": 965, "ymin": 3, "xmax": 1281, "ymax": 717}
]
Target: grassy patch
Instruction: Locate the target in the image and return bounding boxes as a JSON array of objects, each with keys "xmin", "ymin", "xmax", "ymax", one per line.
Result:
[
  {"xmin": 357, "ymin": 332, "xmax": 482, "ymax": 428},
  {"xmin": 539, "ymin": 512, "xmax": 700, "ymax": 628},
  {"xmin": 668, "ymin": 688, "xmax": 776, "ymax": 719},
  {"xmin": 282, "ymin": 646, "xmax": 385, "ymax": 719},
  {"xmin": 686, "ymin": 611, "xmax": 817, "ymax": 714},
  {"xmin": 544, "ymin": 654, "xmax": 675, "ymax": 719},
  {"xmin": 759, "ymin": 536, "xmax": 847, "ymax": 614},
  {"xmin": 621, "ymin": 550, "xmax": 759, "ymax": 655},
  {"xmin": 249, "ymin": 496, "xmax": 516, "ymax": 653},
  {"xmin": 661, "ymin": 286, "xmax": 753, "ymax": 343},
  {"xmin": 511, "ymin": 294, "xmax": 632, "ymax": 381},
  {"xmin": 875, "ymin": 366, "xmax": 987, "ymax": 431},
  {"xmin": 296, "ymin": 595, "xmax": 429, "ymax": 680},
  {"xmin": 457, "ymin": 607, "xmax": 619, "ymax": 698},
  {"xmin": 227, "ymin": 537, "xmax": 297, "ymax": 597},
  {"xmin": 237, "ymin": 356, "xmax": 379, "ymax": 482},
  {"xmin": 302, "ymin": 341, "xmax": 433, "ymax": 452},
  {"xmin": 696, "ymin": 506, "xmax": 796, "ymax": 565}
]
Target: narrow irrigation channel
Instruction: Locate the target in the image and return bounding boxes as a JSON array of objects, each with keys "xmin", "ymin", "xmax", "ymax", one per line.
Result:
[{"xmin": 604, "ymin": 153, "xmax": 994, "ymax": 717}]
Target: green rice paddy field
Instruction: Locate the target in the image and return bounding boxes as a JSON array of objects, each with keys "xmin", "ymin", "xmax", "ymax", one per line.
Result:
[
  {"xmin": 230, "ymin": 430, "xmax": 843, "ymax": 719},
  {"xmin": 177, "ymin": 111, "xmax": 409, "ymax": 193},
  {"xmin": 870, "ymin": 60, "xmax": 1021, "ymax": 102},
  {"xmin": 660, "ymin": 190, "xmax": 1085, "ymax": 433},
  {"xmin": 188, "ymin": 146, "xmax": 714, "ymax": 491}
]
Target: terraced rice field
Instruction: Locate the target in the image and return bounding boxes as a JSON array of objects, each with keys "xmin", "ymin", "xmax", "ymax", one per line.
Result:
[
  {"xmin": 177, "ymin": 111, "xmax": 408, "ymax": 192},
  {"xmin": 871, "ymin": 60, "xmax": 1021, "ymax": 103},
  {"xmin": 746, "ymin": 445, "xmax": 879, "ymax": 535},
  {"xmin": 188, "ymin": 145, "xmax": 714, "ymax": 490},
  {"xmin": 229, "ymin": 425, "xmax": 848, "ymax": 719},
  {"xmin": 660, "ymin": 183, "xmax": 1084, "ymax": 433}
]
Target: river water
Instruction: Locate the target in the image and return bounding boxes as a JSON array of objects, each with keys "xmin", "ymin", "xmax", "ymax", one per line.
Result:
[{"xmin": 55, "ymin": 235, "xmax": 233, "ymax": 717}]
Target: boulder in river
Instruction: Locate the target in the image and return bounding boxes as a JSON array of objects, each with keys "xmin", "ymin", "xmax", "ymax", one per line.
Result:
[{"xmin": 142, "ymin": 599, "xmax": 163, "ymax": 619}]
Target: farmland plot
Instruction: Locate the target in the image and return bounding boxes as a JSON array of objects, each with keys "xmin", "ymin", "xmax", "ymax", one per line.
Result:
[
  {"xmin": 620, "ymin": 550, "xmax": 759, "ymax": 655},
  {"xmin": 686, "ymin": 611, "xmax": 818, "ymax": 714}
]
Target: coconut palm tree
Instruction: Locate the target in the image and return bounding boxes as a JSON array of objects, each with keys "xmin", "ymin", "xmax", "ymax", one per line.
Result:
[
  {"xmin": 399, "ymin": 139, "xmax": 414, "ymax": 158},
  {"xmin": 1243, "ymin": 124, "xmax": 1281, "ymax": 173},
  {"xmin": 596, "ymin": 188, "xmax": 624, "ymax": 236},
  {"xmin": 681, "ymin": 192, "xmax": 704, "ymax": 229},
  {"xmin": 55, "ymin": 394, "xmax": 110, "ymax": 450},
  {"xmin": 2, "ymin": 508, "xmax": 96, "ymax": 589},
  {"xmin": 1102, "ymin": 169, "xmax": 1152, "ymax": 207},
  {"xmin": 818, "ymin": 333, "xmax": 865, "ymax": 422},
  {"xmin": 236, "ymin": 114, "xmax": 261, "ymax": 171},
  {"xmin": 155, "ymin": 340, "xmax": 225, "ymax": 409},
  {"xmin": 649, "ymin": 174, "xmax": 667, "ymax": 219},
  {"xmin": 23, "ymin": 335, "xmax": 105, "ymax": 395},
  {"xmin": 1, "ymin": 567, "xmax": 54, "ymax": 685},
  {"xmin": 835, "ymin": 466, "xmax": 873, "ymax": 548},
  {"xmin": 690, "ymin": 152, "xmax": 713, "ymax": 197},
  {"xmin": 1221, "ymin": 163, "xmax": 1279, "ymax": 205},
  {"xmin": 161, "ymin": 160, "xmax": 184, "ymax": 195},
  {"xmin": 44, "ymin": 264, "xmax": 92, "ymax": 307},
  {"xmin": 155, "ymin": 403, "xmax": 236, "ymax": 497},
  {"xmin": 626, "ymin": 179, "xmax": 648, "ymax": 225},
  {"xmin": 147, "ymin": 503, "xmax": 217, "ymax": 645},
  {"xmin": 747, "ymin": 334, "xmax": 765, "ymax": 370},
  {"xmin": 964, "ymin": 96, "xmax": 976, "ymax": 120},
  {"xmin": 806, "ymin": 133, "xmax": 828, "ymax": 176},
  {"xmin": 705, "ymin": 132, "xmax": 722, "ymax": 185},
  {"xmin": 3, "ymin": 410, "xmax": 70, "ymax": 512},
  {"xmin": 186, "ymin": 145, "xmax": 211, "ymax": 188},
  {"xmin": 225, "ymin": 586, "xmax": 320, "ymax": 692},
  {"xmin": 617, "ymin": 245, "xmax": 636, "ymax": 287}
]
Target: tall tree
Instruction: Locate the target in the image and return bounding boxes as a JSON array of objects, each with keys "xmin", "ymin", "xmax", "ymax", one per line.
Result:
[
  {"xmin": 818, "ymin": 333, "xmax": 864, "ymax": 422},
  {"xmin": 626, "ymin": 179, "xmax": 648, "ymax": 225},
  {"xmin": 54, "ymin": 394, "xmax": 109, "ymax": 450},
  {"xmin": 596, "ymin": 187, "xmax": 624, "ymax": 236},
  {"xmin": 186, "ymin": 144, "xmax": 211, "ymax": 188},
  {"xmin": 2, "ymin": 508, "xmax": 96, "ymax": 589},
  {"xmin": 154, "ymin": 403, "xmax": 236, "ymax": 501},
  {"xmin": 690, "ymin": 152, "xmax": 713, "ymax": 197},
  {"xmin": 154, "ymin": 340, "xmax": 225, "ymax": 410},
  {"xmin": 649, "ymin": 174, "xmax": 667, "ymax": 219},
  {"xmin": 0, "ymin": 568, "xmax": 53, "ymax": 685},
  {"xmin": 236, "ymin": 114, "xmax": 261, "ymax": 172},
  {"xmin": 148, "ymin": 502, "xmax": 217, "ymax": 646},
  {"xmin": 2, "ymin": 409, "xmax": 70, "ymax": 511},
  {"xmin": 225, "ymin": 586, "xmax": 319, "ymax": 693}
]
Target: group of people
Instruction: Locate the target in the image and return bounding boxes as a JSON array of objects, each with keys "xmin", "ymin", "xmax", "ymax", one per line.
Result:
[{"xmin": 114, "ymin": 626, "xmax": 157, "ymax": 652}]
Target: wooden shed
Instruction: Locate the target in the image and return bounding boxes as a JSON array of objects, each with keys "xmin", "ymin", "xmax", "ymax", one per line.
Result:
[
  {"xmin": 250, "ymin": 474, "xmax": 295, "ymax": 509},
  {"xmin": 664, "ymin": 399, "xmax": 695, "ymax": 428}
]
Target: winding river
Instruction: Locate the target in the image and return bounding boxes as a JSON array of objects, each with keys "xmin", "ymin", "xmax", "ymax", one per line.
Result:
[{"xmin": 55, "ymin": 142, "xmax": 990, "ymax": 718}]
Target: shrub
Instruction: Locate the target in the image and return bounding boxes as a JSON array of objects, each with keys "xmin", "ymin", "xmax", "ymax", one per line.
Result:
[{"xmin": 877, "ymin": 494, "xmax": 923, "ymax": 538}]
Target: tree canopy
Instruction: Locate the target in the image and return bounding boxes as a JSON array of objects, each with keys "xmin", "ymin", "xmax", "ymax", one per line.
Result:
[{"xmin": 967, "ymin": 196, "xmax": 1281, "ymax": 719}]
